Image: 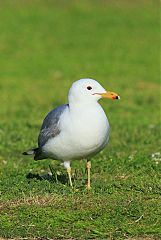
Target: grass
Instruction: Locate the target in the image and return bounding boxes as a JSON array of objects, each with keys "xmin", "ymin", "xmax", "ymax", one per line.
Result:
[{"xmin": 0, "ymin": 0, "xmax": 160, "ymax": 239}]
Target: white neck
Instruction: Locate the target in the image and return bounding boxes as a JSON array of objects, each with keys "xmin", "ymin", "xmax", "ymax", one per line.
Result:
[{"xmin": 68, "ymin": 100, "xmax": 100, "ymax": 112}]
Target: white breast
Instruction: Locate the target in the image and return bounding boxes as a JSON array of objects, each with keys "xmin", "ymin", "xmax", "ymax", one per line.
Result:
[{"xmin": 43, "ymin": 103, "xmax": 110, "ymax": 160}]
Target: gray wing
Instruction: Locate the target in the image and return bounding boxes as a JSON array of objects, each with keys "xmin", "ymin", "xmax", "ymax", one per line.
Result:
[{"xmin": 38, "ymin": 104, "xmax": 68, "ymax": 147}]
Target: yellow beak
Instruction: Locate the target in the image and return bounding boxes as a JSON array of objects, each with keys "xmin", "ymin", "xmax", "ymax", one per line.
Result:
[{"xmin": 98, "ymin": 91, "xmax": 120, "ymax": 100}]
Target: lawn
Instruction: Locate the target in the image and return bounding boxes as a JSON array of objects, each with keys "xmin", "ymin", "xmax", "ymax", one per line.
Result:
[{"xmin": 0, "ymin": 0, "xmax": 160, "ymax": 239}]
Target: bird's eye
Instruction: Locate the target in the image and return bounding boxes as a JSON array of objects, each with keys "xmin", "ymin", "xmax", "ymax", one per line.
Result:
[{"xmin": 87, "ymin": 86, "xmax": 92, "ymax": 90}]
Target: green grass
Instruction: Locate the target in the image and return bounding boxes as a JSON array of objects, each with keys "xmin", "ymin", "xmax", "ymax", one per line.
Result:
[{"xmin": 0, "ymin": 0, "xmax": 160, "ymax": 239}]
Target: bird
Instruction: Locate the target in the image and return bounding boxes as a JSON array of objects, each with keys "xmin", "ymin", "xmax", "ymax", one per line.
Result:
[{"xmin": 23, "ymin": 78, "xmax": 120, "ymax": 189}]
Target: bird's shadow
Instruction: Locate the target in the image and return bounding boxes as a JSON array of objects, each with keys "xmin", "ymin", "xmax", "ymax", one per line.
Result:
[
  {"xmin": 26, "ymin": 164, "xmax": 82, "ymax": 186},
  {"xmin": 26, "ymin": 170, "xmax": 67, "ymax": 184}
]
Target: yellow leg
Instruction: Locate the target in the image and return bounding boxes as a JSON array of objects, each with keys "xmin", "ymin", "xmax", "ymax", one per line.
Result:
[
  {"xmin": 67, "ymin": 167, "xmax": 73, "ymax": 188},
  {"xmin": 86, "ymin": 160, "xmax": 91, "ymax": 190}
]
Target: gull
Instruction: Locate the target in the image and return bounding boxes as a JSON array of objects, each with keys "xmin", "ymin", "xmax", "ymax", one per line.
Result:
[{"xmin": 23, "ymin": 78, "xmax": 120, "ymax": 189}]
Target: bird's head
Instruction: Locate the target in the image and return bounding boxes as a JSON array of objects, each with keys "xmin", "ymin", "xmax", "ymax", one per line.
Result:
[{"xmin": 68, "ymin": 78, "xmax": 120, "ymax": 104}]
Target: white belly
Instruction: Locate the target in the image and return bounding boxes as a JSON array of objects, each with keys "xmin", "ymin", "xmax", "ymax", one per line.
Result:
[{"xmin": 43, "ymin": 103, "xmax": 110, "ymax": 160}]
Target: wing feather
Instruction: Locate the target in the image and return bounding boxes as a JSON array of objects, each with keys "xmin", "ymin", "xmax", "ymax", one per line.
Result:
[{"xmin": 38, "ymin": 104, "xmax": 68, "ymax": 147}]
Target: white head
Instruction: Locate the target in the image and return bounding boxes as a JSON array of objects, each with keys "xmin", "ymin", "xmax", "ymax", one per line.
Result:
[{"xmin": 68, "ymin": 78, "xmax": 120, "ymax": 104}]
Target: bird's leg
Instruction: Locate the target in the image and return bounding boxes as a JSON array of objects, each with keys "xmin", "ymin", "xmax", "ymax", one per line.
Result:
[
  {"xmin": 67, "ymin": 167, "xmax": 73, "ymax": 188},
  {"xmin": 86, "ymin": 160, "xmax": 91, "ymax": 190},
  {"xmin": 49, "ymin": 164, "xmax": 58, "ymax": 183},
  {"xmin": 64, "ymin": 161, "xmax": 73, "ymax": 188}
]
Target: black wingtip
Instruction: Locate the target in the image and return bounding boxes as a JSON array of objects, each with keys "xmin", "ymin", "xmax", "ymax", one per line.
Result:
[{"xmin": 22, "ymin": 151, "xmax": 28, "ymax": 155}]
